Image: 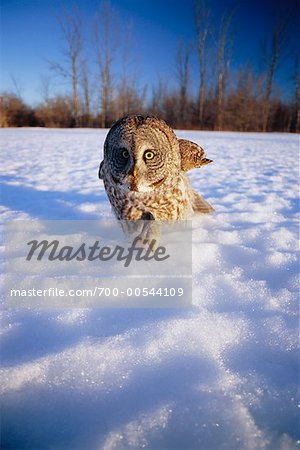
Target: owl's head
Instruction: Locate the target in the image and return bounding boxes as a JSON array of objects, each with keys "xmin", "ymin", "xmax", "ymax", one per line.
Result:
[{"xmin": 100, "ymin": 115, "xmax": 181, "ymax": 193}]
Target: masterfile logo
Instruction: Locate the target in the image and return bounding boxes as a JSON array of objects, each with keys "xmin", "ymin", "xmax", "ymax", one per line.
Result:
[
  {"xmin": 26, "ymin": 236, "xmax": 170, "ymax": 267},
  {"xmin": 4, "ymin": 219, "xmax": 192, "ymax": 308}
]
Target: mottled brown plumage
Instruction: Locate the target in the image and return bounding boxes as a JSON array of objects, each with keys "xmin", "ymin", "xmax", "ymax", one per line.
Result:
[
  {"xmin": 179, "ymin": 139, "xmax": 213, "ymax": 172},
  {"xmin": 98, "ymin": 115, "xmax": 214, "ymax": 221}
]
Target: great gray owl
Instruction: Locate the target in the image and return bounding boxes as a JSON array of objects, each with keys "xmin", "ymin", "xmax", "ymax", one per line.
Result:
[{"xmin": 98, "ymin": 115, "xmax": 214, "ymax": 221}]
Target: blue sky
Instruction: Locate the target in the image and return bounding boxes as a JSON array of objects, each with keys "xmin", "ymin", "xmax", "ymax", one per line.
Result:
[{"xmin": 1, "ymin": 0, "xmax": 299, "ymax": 106}]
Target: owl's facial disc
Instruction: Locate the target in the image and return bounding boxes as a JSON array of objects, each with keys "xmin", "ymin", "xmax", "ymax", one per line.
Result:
[{"xmin": 104, "ymin": 119, "xmax": 180, "ymax": 193}]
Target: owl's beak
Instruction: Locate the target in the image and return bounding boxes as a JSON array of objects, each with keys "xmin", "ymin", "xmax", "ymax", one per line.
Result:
[{"xmin": 131, "ymin": 167, "xmax": 139, "ymax": 191}]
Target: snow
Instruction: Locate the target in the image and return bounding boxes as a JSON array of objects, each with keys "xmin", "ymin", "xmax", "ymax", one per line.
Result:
[{"xmin": 0, "ymin": 128, "xmax": 299, "ymax": 449}]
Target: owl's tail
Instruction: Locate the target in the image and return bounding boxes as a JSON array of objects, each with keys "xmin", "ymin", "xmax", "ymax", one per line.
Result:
[{"xmin": 192, "ymin": 190, "xmax": 214, "ymax": 214}]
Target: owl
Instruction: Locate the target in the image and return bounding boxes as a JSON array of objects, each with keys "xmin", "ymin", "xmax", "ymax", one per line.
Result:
[{"xmin": 98, "ymin": 115, "xmax": 214, "ymax": 223}]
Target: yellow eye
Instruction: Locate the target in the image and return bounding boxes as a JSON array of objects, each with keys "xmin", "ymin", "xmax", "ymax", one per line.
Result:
[
  {"xmin": 122, "ymin": 149, "xmax": 129, "ymax": 158},
  {"xmin": 144, "ymin": 150, "xmax": 155, "ymax": 160}
]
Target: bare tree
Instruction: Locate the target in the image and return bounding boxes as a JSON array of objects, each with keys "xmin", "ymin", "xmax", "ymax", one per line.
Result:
[
  {"xmin": 39, "ymin": 74, "xmax": 52, "ymax": 104},
  {"xmin": 150, "ymin": 76, "xmax": 168, "ymax": 117},
  {"xmin": 194, "ymin": 0, "xmax": 210, "ymax": 127},
  {"xmin": 80, "ymin": 58, "xmax": 91, "ymax": 125},
  {"xmin": 261, "ymin": 17, "xmax": 287, "ymax": 132},
  {"xmin": 294, "ymin": 52, "xmax": 300, "ymax": 132},
  {"xmin": 0, "ymin": 92, "xmax": 36, "ymax": 127},
  {"xmin": 10, "ymin": 74, "xmax": 23, "ymax": 98},
  {"xmin": 225, "ymin": 66, "xmax": 264, "ymax": 131},
  {"xmin": 215, "ymin": 10, "xmax": 234, "ymax": 130},
  {"xmin": 49, "ymin": 6, "xmax": 83, "ymax": 126},
  {"xmin": 94, "ymin": 1, "xmax": 117, "ymax": 127},
  {"xmin": 0, "ymin": 95, "xmax": 8, "ymax": 127},
  {"xmin": 35, "ymin": 95, "xmax": 73, "ymax": 127},
  {"xmin": 117, "ymin": 21, "xmax": 133, "ymax": 117},
  {"xmin": 176, "ymin": 39, "xmax": 192, "ymax": 125}
]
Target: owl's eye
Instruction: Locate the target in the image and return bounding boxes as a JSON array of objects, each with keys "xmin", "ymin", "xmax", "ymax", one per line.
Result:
[
  {"xmin": 144, "ymin": 150, "xmax": 155, "ymax": 160},
  {"xmin": 122, "ymin": 149, "xmax": 129, "ymax": 159}
]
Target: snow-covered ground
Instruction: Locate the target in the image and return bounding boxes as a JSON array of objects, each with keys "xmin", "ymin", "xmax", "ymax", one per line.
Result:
[{"xmin": 0, "ymin": 128, "xmax": 299, "ymax": 449}]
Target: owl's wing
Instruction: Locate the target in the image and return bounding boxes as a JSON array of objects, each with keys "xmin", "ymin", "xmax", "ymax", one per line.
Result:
[
  {"xmin": 179, "ymin": 139, "xmax": 212, "ymax": 172},
  {"xmin": 192, "ymin": 190, "xmax": 214, "ymax": 214},
  {"xmin": 98, "ymin": 161, "xmax": 104, "ymax": 179}
]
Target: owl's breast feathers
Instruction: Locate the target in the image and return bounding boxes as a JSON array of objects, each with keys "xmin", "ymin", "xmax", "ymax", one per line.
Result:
[
  {"xmin": 103, "ymin": 172, "xmax": 194, "ymax": 220},
  {"xmin": 179, "ymin": 139, "xmax": 212, "ymax": 172}
]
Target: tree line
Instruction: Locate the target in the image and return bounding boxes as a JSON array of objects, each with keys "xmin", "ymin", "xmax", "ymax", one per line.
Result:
[{"xmin": 1, "ymin": 1, "xmax": 299, "ymax": 132}]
